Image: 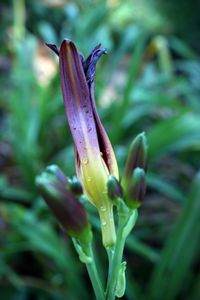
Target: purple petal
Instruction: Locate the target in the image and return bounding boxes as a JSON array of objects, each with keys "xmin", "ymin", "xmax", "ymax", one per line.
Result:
[
  {"xmin": 82, "ymin": 44, "xmax": 107, "ymax": 84},
  {"xmin": 89, "ymin": 82, "xmax": 119, "ymax": 179},
  {"xmin": 46, "ymin": 43, "xmax": 59, "ymax": 56},
  {"xmin": 59, "ymin": 40, "xmax": 100, "ymax": 162}
]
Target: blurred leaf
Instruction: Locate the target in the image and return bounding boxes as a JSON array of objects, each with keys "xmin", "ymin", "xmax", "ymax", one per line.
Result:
[
  {"xmin": 38, "ymin": 21, "xmax": 57, "ymax": 44},
  {"xmin": 147, "ymin": 172, "xmax": 185, "ymax": 203},
  {"xmin": 147, "ymin": 113, "xmax": 200, "ymax": 161},
  {"xmin": 149, "ymin": 171, "xmax": 200, "ymax": 300}
]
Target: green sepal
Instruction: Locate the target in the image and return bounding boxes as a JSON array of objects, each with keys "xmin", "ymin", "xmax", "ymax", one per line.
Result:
[
  {"xmin": 72, "ymin": 238, "xmax": 93, "ymax": 264},
  {"xmin": 122, "ymin": 209, "xmax": 138, "ymax": 239},
  {"xmin": 72, "ymin": 224, "xmax": 93, "ymax": 245},
  {"xmin": 115, "ymin": 261, "xmax": 127, "ymax": 298}
]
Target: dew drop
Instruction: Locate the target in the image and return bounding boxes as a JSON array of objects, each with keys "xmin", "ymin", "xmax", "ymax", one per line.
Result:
[
  {"xmin": 100, "ymin": 151, "xmax": 103, "ymax": 156},
  {"xmin": 102, "ymin": 220, "xmax": 107, "ymax": 226},
  {"xmin": 87, "ymin": 177, "xmax": 92, "ymax": 182},
  {"xmin": 82, "ymin": 158, "xmax": 88, "ymax": 165},
  {"xmin": 100, "ymin": 206, "xmax": 106, "ymax": 212}
]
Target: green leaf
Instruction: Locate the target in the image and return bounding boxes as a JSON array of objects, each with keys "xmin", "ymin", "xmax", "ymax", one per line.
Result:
[
  {"xmin": 149, "ymin": 172, "xmax": 200, "ymax": 300},
  {"xmin": 147, "ymin": 113, "xmax": 200, "ymax": 161}
]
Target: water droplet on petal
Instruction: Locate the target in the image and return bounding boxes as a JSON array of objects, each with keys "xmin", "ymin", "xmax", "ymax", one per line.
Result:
[
  {"xmin": 87, "ymin": 177, "xmax": 92, "ymax": 182},
  {"xmin": 82, "ymin": 159, "xmax": 88, "ymax": 165}
]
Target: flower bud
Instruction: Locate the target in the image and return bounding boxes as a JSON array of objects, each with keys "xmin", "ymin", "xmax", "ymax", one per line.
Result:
[
  {"xmin": 36, "ymin": 165, "xmax": 91, "ymax": 242},
  {"xmin": 125, "ymin": 168, "xmax": 146, "ymax": 209},
  {"xmin": 68, "ymin": 176, "xmax": 83, "ymax": 196},
  {"xmin": 47, "ymin": 40, "xmax": 119, "ymax": 247},
  {"xmin": 122, "ymin": 132, "xmax": 147, "ymax": 188},
  {"xmin": 107, "ymin": 176, "xmax": 123, "ymax": 201}
]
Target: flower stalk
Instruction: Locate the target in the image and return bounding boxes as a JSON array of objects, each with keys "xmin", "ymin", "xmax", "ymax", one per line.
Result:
[{"xmin": 37, "ymin": 39, "xmax": 148, "ymax": 300}]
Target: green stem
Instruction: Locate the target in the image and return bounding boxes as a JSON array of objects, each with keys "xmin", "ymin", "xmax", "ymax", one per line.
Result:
[
  {"xmin": 72, "ymin": 238, "xmax": 105, "ymax": 300},
  {"xmin": 106, "ymin": 224, "xmax": 126, "ymax": 300},
  {"xmin": 86, "ymin": 244, "xmax": 105, "ymax": 300},
  {"xmin": 106, "ymin": 204, "xmax": 137, "ymax": 300},
  {"xmin": 106, "ymin": 247, "xmax": 114, "ymax": 294},
  {"xmin": 99, "ymin": 203, "xmax": 116, "ymax": 248},
  {"xmin": 106, "ymin": 205, "xmax": 128, "ymax": 300}
]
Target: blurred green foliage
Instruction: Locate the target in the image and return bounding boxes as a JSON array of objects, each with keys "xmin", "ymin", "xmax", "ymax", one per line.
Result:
[{"xmin": 0, "ymin": 0, "xmax": 200, "ymax": 299}]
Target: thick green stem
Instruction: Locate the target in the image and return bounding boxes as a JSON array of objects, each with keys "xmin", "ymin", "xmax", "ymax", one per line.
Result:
[
  {"xmin": 106, "ymin": 247, "xmax": 115, "ymax": 293},
  {"xmin": 73, "ymin": 238, "xmax": 105, "ymax": 300},
  {"xmin": 106, "ymin": 204, "xmax": 138, "ymax": 300},
  {"xmin": 99, "ymin": 203, "xmax": 116, "ymax": 248},
  {"xmin": 106, "ymin": 225, "xmax": 126, "ymax": 300}
]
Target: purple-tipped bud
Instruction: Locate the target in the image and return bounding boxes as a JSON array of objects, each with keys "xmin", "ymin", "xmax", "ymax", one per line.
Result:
[
  {"xmin": 36, "ymin": 165, "xmax": 91, "ymax": 242},
  {"xmin": 125, "ymin": 168, "xmax": 146, "ymax": 209},
  {"xmin": 107, "ymin": 176, "xmax": 123, "ymax": 201},
  {"xmin": 122, "ymin": 132, "xmax": 147, "ymax": 188},
  {"xmin": 69, "ymin": 176, "xmax": 83, "ymax": 196}
]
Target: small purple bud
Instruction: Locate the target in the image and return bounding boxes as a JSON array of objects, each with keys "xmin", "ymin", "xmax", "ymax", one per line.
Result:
[
  {"xmin": 69, "ymin": 176, "xmax": 83, "ymax": 196},
  {"xmin": 122, "ymin": 132, "xmax": 147, "ymax": 188},
  {"xmin": 125, "ymin": 168, "xmax": 146, "ymax": 209},
  {"xmin": 36, "ymin": 165, "xmax": 91, "ymax": 242},
  {"xmin": 107, "ymin": 176, "xmax": 123, "ymax": 201}
]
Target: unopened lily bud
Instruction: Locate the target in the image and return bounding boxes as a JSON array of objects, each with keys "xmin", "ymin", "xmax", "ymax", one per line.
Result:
[
  {"xmin": 122, "ymin": 132, "xmax": 147, "ymax": 188},
  {"xmin": 47, "ymin": 40, "xmax": 119, "ymax": 247},
  {"xmin": 107, "ymin": 176, "xmax": 123, "ymax": 201},
  {"xmin": 125, "ymin": 168, "xmax": 146, "ymax": 209},
  {"xmin": 69, "ymin": 176, "xmax": 83, "ymax": 196},
  {"xmin": 36, "ymin": 165, "xmax": 91, "ymax": 242}
]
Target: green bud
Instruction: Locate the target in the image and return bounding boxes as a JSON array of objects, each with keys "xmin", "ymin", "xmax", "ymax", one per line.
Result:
[
  {"xmin": 36, "ymin": 165, "xmax": 92, "ymax": 243},
  {"xmin": 107, "ymin": 176, "xmax": 123, "ymax": 201},
  {"xmin": 125, "ymin": 167, "xmax": 146, "ymax": 209},
  {"xmin": 122, "ymin": 132, "xmax": 147, "ymax": 188}
]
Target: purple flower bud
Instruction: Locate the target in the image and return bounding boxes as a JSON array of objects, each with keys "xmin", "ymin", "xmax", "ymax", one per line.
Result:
[
  {"xmin": 122, "ymin": 132, "xmax": 147, "ymax": 188},
  {"xmin": 69, "ymin": 176, "xmax": 83, "ymax": 196},
  {"xmin": 46, "ymin": 40, "xmax": 118, "ymax": 247},
  {"xmin": 36, "ymin": 165, "xmax": 91, "ymax": 242},
  {"xmin": 107, "ymin": 176, "xmax": 123, "ymax": 201},
  {"xmin": 125, "ymin": 168, "xmax": 146, "ymax": 209}
]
